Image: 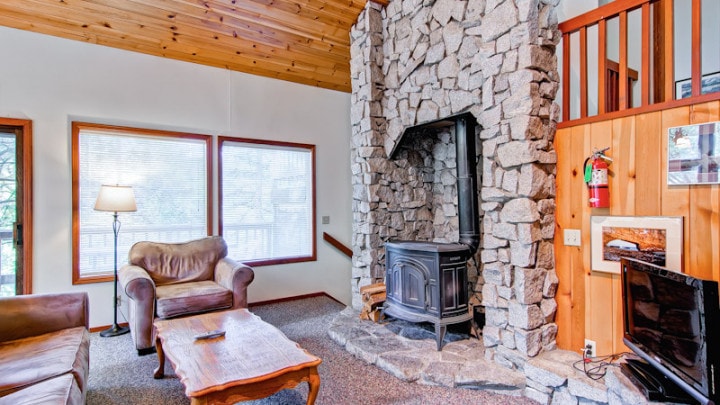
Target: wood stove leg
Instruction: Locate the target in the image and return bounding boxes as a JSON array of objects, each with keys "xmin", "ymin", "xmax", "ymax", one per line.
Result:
[{"xmin": 435, "ymin": 324, "xmax": 446, "ymax": 351}]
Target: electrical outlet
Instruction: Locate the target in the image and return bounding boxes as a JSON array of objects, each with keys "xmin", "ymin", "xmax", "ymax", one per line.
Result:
[
  {"xmin": 584, "ymin": 339, "xmax": 597, "ymax": 357},
  {"xmin": 564, "ymin": 229, "xmax": 581, "ymax": 246}
]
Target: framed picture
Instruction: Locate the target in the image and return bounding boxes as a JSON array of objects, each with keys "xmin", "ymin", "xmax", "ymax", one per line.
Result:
[
  {"xmin": 590, "ymin": 216, "xmax": 683, "ymax": 274},
  {"xmin": 667, "ymin": 121, "xmax": 720, "ymax": 185},
  {"xmin": 675, "ymin": 71, "xmax": 720, "ymax": 99}
]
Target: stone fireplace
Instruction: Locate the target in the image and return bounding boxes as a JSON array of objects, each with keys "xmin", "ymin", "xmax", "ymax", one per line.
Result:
[{"xmin": 350, "ymin": 0, "xmax": 560, "ymax": 369}]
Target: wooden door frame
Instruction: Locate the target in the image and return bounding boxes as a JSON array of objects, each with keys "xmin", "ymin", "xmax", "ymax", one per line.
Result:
[{"xmin": 0, "ymin": 118, "xmax": 33, "ymax": 294}]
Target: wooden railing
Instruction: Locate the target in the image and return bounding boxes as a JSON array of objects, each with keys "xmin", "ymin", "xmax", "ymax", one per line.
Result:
[
  {"xmin": 558, "ymin": 0, "xmax": 719, "ymax": 126},
  {"xmin": 322, "ymin": 232, "xmax": 352, "ymax": 258}
]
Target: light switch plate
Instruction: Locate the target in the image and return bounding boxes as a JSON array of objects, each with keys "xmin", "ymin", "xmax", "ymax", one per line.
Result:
[
  {"xmin": 564, "ymin": 229, "xmax": 581, "ymax": 246},
  {"xmin": 322, "ymin": 216, "xmax": 330, "ymax": 224}
]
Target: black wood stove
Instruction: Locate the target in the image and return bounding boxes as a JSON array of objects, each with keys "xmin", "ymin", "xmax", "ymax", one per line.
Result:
[{"xmin": 384, "ymin": 113, "xmax": 479, "ymax": 350}]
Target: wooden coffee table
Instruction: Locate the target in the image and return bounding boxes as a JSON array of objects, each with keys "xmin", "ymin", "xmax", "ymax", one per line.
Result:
[{"xmin": 153, "ymin": 309, "xmax": 321, "ymax": 405}]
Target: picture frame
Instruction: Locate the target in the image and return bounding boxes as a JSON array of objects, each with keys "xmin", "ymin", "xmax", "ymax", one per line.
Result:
[
  {"xmin": 590, "ymin": 216, "xmax": 683, "ymax": 274},
  {"xmin": 675, "ymin": 71, "xmax": 720, "ymax": 99},
  {"xmin": 667, "ymin": 121, "xmax": 720, "ymax": 185}
]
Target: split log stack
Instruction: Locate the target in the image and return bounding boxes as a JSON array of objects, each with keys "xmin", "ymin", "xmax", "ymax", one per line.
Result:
[{"xmin": 359, "ymin": 283, "xmax": 386, "ymax": 322}]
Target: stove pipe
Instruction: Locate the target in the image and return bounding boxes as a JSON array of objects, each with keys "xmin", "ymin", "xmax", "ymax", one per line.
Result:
[{"xmin": 454, "ymin": 113, "xmax": 480, "ymax": 256}]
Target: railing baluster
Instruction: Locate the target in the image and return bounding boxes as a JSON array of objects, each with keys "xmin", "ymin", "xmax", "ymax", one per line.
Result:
[
  {"xmin": 663, "ymin": 0, "xmax": 675, "ymax": 101},
  {"xmin": 691, "ymin": 0, "xmax": 702, "ymax": 97},
  {"xmin": 598, "ymin": 19, "xmax": 607, "ymax": 115},
  {"xmin": 580, "ymin": 27, "xmax": 588, "ymax": 118},
  {"xmin": 619, "ymin": 11, "xmax": 629, "ymax": 110},
  {"xmin": 563, "ymin": 32, "xmax": 571, "ymax": 121},
  {"xmin": 641, "ymin": 3, "xmax": 650, "ymax": 106}
]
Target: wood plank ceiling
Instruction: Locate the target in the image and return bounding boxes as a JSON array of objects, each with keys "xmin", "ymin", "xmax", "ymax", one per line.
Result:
[{"xmin": 0, "ymin": 0, "xmax": 380, "ymax": 92}]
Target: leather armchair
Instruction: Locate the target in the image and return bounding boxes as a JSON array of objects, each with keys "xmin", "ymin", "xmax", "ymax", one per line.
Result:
[{"xmin": 118, "ymin": 236, "xmax": 254, "ymax": 354}]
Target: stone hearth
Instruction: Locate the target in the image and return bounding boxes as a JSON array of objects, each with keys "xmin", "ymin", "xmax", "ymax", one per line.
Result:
[
  {"xmin": 329, "ymin": 309, "xmax": 659, "ymax": 405},
  {"xmin": 350, "ymin": 0, "xmax": 560, "ymax": 369}
]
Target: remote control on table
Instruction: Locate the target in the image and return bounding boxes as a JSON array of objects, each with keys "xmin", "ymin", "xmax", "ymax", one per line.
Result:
[{"xmin": 194, "ymin": 330, "xmax": 226, "ymax": 340}]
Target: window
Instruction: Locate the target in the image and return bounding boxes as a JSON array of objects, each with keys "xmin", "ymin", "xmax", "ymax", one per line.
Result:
[
  {"xmin": 72, "ymin": 123, "xmax": 211, "ymax": 284},
  {"xmin": 219, "ymin": 137, "xmax": 316, "ymax": 266}
]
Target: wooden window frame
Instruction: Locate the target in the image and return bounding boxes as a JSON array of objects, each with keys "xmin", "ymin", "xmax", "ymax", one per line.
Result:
[
  {"xmin": 218, "ymin": 136, "xmax": 317, "ymax": 267},
  {"xmin": 71, "ymin": 122, "xmax": 212, "ymax": 284}
]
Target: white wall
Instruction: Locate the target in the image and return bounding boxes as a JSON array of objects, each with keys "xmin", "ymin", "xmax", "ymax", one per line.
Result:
[{"xmin": 0, "ymin": 26, "xmax": 353, "ymax": 328}]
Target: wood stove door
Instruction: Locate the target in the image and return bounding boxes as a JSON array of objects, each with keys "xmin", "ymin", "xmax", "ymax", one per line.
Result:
[{"xmin": 387, "ymin": 257, "xmax": 430, "ymax": 313}]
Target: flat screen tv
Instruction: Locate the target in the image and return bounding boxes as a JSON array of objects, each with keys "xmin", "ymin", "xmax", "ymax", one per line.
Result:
[{"xmin": 621, "ymin": 257, "xmax": 720, "ymax": 405}]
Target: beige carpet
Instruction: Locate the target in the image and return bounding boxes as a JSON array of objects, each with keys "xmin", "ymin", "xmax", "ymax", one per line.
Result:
[{"xmin": 87, "ymin": 295, "xmax": 538, "ymax": 404}]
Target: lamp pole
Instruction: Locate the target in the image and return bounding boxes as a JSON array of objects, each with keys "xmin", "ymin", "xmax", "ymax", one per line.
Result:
[
  {"xmin": 100, "ymin": 211, "xmax": 129, "ymax": 337},
  {"xmin": 94, "ymin": 184, "xmax": 135, "ymax": 338}
]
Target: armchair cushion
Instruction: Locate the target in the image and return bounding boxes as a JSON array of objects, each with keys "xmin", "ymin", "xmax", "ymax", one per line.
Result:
[{"xmin": 156, "ymin": 280, "xmax": 232, "ymax": 319}]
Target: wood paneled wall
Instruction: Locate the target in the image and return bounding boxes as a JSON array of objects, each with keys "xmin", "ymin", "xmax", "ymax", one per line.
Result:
[{"xmin": 554, "ymin": 100, "xmax": 720, "ymax": 355}]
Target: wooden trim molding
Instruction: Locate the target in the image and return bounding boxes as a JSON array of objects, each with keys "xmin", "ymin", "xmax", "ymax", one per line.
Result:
[{"xmin": 0, "ymin": 118, "xmax": 33, "ymax": 294}]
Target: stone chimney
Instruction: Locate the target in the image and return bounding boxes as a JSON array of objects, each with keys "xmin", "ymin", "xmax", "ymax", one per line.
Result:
[{"xmin": 349, "ymin": 0, "xmax": 560, "ymax": 369}]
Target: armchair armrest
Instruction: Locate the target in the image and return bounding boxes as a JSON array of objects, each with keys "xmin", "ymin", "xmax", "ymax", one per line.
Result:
[
  {"xmin": 118, "ymin": 264, "xmax": 156, "ymax": 303},
  {"xmin": 214, "ymin": 257, "xmax": 254, "ymax": 308},
  {"xmin": 0, "ymin": 292, "xmax": 89, "ymax": 343}
]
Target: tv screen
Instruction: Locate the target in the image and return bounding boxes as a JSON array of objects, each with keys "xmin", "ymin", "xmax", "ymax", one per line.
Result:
[{"xmin": 621, "ymin": 257, "xmax": 719, "ymax": 404}]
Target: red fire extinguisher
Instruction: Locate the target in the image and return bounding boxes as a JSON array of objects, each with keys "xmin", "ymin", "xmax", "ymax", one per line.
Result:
[{"xmin": 583, "ymin": 147, "xmax": 612, "ymax": 208}]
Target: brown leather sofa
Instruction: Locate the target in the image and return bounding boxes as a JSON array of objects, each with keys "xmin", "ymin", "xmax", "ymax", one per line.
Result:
[
  {"xmin": 0, "ymin": 292, "xmax": 90, "ymax": 405},
  {"xmin": 119, "ymin": 236, "xmax": 254, "ymax": 354}
]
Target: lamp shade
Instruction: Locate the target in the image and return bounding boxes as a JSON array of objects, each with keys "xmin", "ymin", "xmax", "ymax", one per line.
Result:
[{"xmin": 94, "ymin": 185, "xmax": 137, "ymax": 213}]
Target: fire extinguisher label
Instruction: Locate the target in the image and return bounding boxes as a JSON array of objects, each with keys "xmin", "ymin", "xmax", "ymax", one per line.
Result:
[{"xmin": 590, "ymin": 169, "xmax": 607, "ymax": 185}]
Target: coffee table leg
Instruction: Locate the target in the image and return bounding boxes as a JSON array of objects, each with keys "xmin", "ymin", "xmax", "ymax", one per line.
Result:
[
  {"xmin": 306, "ymin": 366, "xmax": 320, "ymax": 405},
  {"xmin": 153, "ymin": 337, "xmax": 165, "ymax": 379}
]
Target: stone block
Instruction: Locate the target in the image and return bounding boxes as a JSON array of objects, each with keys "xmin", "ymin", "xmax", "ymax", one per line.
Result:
[
  {"xmin": 501, "ymin": 328, "xmax": 516, "ymax": 349},
  {"xmin": 485, "ymin": 307, "xmax": 509, "ymax": 328},
  {"xmin": 567, "ymin": 377, "xmax": 608, "ymax": 403},
  {"xmin": 550, "ymin": 388, "xmax": 578, "ymax": 405},
  {"xmin": 497, "ymin": 285, "xmax": 513, "ymax": 301},
  {"xmin": 481, "ymin": 248, "xmax": 498, "ymax": 263},
  {"xmin": 540, "ymin": 298, "xmax": 557, "ymax": 322},
  {"xmin": 449, "ymin": 90, "xmax": 474, "ymax": 112},
  {"xmin": 508, "ymin": 301, "xmax": 544, "ymax": 330},
  {"xmin": 604, "ymin": 368, "xmax": 648, "ymax": 405},
  {"xmin": 518, "ymin": 163, "xmax": 549, "ymax": 197},
  {"xmin": 510, "ymin": 241, "xmax": 537, "ymax": 268},
  {"xmin": 515, "ymin": 327, "xmax": 543, "ymax": 357},
  {"xmin": 517, "ymin": 222, "xmax": 541, "ymax": 244},
  {"xmin": 480, "ymin": 0, "xmax": 518, "ymax": 41},
  {"xmin": 483, "ymin": 261, "xmax": 505, "ymax": 285},
  {"xmin": 483, "ymin": 325, "xmax": 501, "ymax": 347},
  {"xmin": 540, "ymin": 323, "xmax": 558, "ymax": 350},
  {"xmin": 501, "ymin": 168, "xmax": 519, "ymax": 193},
  {"xmin": 515, "ymin": 266, "xmax": 545, "ymax": 304},
  {"xmin": 543, "ymin": 269, "xmax": 559, "ymax": 298},
  {"xmin": 492, "ymin": 222, "xmax": 518, "ymax": 241},
  {"xmin": 442, "ymin": 21, "xmax": 464, "ymax": 54},
  {"xmin": 536, "ymin": 241, "xmax": 554, "ymax": 269},
  {"xmin": 483, "ymin": 233, "xmax": 509, "ymax": 249},
  {"xmin": 500, "ymin": 197, "xmax": 540, "ymax": 223},
  {"xmin": 497, "ymin": 141, "xmax": 541, "ymax": 168}
]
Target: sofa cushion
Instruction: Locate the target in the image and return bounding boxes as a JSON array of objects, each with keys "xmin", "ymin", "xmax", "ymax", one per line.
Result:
[
  {"xmin": 0, "ymin": 326, "xmax": 89, "ymax": 397},
  {"xmin": 0, "ymin": 374, "xmax": 83, "ymax": 405},
  {"xmin": 128, "ymin": 236, "xmax": 227, "ymax": 285},
  {"xmin": 156, "ymin": 280, "xmax": 233, "ymax": 319}
]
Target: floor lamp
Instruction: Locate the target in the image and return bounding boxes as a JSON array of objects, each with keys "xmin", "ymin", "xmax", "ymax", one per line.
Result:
[{"xmin": 94, "ymin": 184, "xmax": 137, "ymax": 337}]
